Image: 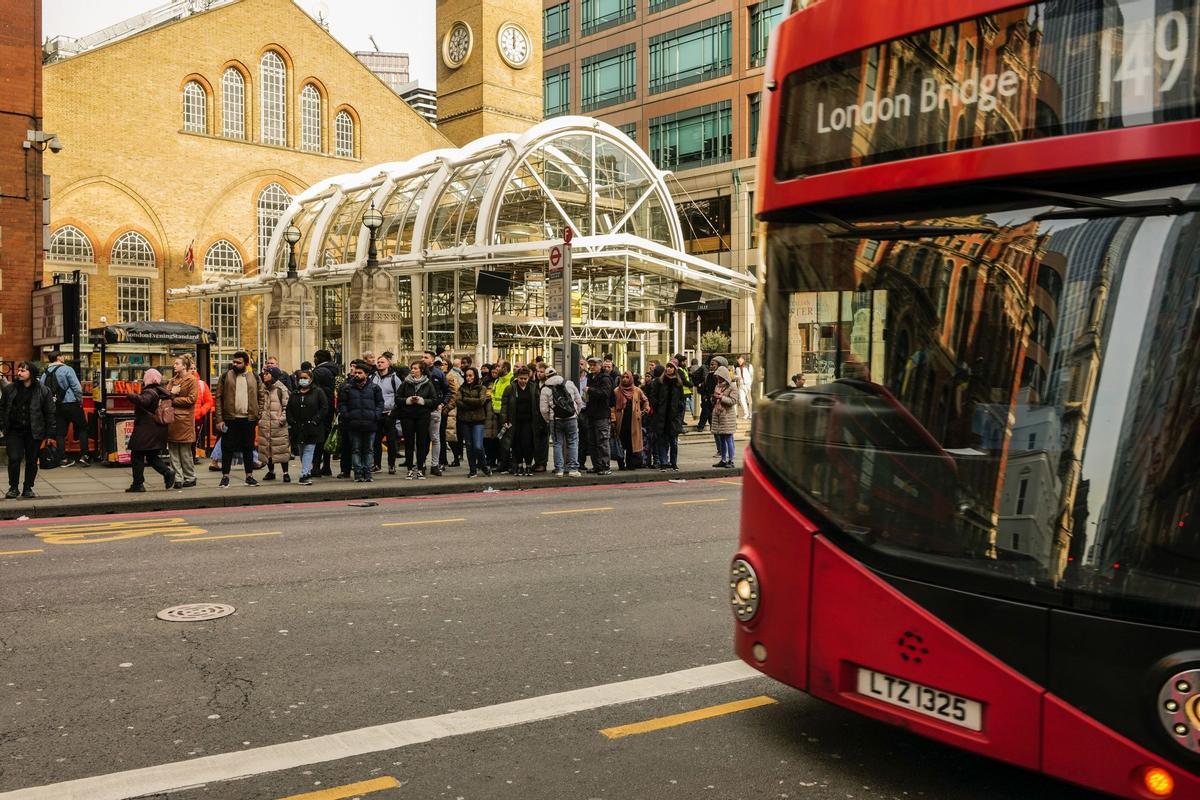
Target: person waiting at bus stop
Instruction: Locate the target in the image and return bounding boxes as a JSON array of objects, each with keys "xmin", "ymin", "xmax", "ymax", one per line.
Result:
[
  {"xmin": 213, "ymin": 351, "xmax": 261, "ymax": 489},
  {"xmin": 337, "ymin": 362, "xmax": 383, "ymax": 483},
  {"xmin": 398, "ymin": 360, "xmax": 438, "ymax": 479},
  {"xmin": 501, "ymin": 366, "xmax": 540, "ymax": 476},
  {"xmin": 0, "ymin": 361, "xmax": 56, "ymax": 499},
  {"xmin": 646, "ymin": 362, "xmax": 685, "ymax": 471},
  {"xmin": 166, "ymin": 355, "xmax": 198, "ymax": 488},
  {"xmin": 42, "ymin": 350, "xmax": 90, "ymax": 466},
  {"xmin": 285, "ymin": 369, "xmax": 328, "ymax": 486},
  {"xmin": 124, "ymin": 368, "xmax": 176, "ymax": 493},
  {"xmin": 582, "ymin": 357, "xmax": 614, "ymax": 475}
]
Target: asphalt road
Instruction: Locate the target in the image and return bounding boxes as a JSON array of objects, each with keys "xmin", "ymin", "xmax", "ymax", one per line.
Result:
[{"xmin": 0, "ymin": 479, "xmax": 1095, "ymax": 799}]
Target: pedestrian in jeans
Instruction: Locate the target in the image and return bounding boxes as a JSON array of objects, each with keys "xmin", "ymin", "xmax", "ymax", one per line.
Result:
[
  {"xmin": 165, "ymin": 355, "xmax": 198, "ymax": 488},
  {"xmin": 125, "ymin": 368, "xmax": 176, "ymax": 492},
  {"xmin": 213, "ymin": 351, "xmax": 261, "ymax": 488},
  {"xmin": 711, "ymin": 366, "xmax": 738, "ymax": 467},
  {"xmin": 539, "ymin": 366, "xmax": 583, "ymax": 477},
  {"xmin": 422, "ymin": 352, "xmax": 451, "ymax": 476},
  {"xmin": 285, "ymin": 369, "xmax": 328, "ymax": 485},
  {"xmin": 42, "ymin": 350, "xmax": 90, "ymax": 465},
  {"xmin": 371, "ymin": 355, "xmax": 403, "ymax": 474},
  {"xmin": 338, "ymin": 362, "xmax": 383, "ymax": 483},
  {"xmin": 0, "ymin": 361, "xmax": 56, "ymax": 499},
  {"xmin": 398, "ymin": 361, "xmax": 438, "ymax": 479},
  {"xmin": 456, "ymin": 367, "xmax": 490, "ymax": 477},
  {"xmin": 582, "ymin": 357, "xmax": 614, "ymax": 475}
]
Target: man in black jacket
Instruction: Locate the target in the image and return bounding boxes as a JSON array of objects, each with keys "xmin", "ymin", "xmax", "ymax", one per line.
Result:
[
  {"xmin": 312, "ymin": 349, "xmax": 339, "ymax": 476},
  {"xmin": 338, "ymin": 362, "xmax": 383, "ymax": 482},
  {"xmin": 582, "ymin": 357, "xmax": 614, "ymax": 475},
  {"xmin": 697, "ymin": 356, "xmax": 724, "ymax": 432},
  {"xmin": 0, "ymin": 361, "xmax": 57, "ymax": 498}
]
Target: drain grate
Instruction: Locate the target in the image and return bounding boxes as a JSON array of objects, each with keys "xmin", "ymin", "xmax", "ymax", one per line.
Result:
[{"xmin": 156, "ymin": 603, "xmax": 236, "ymax": 622}]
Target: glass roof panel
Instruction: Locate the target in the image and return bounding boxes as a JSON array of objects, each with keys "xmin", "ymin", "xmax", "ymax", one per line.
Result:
[
  {"xmin": 591, "ymin": 137, "xmax": 654, "ymax": 238},
  {"xmin": 319, "ymin": 185, "xmax": 379, "ymax": 266},
  {"xmin": 379, "ymin": 172, "xmax": 436, "ymax": 259}
]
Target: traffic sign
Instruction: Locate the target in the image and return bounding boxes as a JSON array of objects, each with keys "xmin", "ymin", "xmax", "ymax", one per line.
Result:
[
  {"xmin": 549, "ymin": 245, "xmax": 562, "ymax": 268},
  {"xmin": 564, "ymin": 227, "xmax": 573, "ymax": 245}
]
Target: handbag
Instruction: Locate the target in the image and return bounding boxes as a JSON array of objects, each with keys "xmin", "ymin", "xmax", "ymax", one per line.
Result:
[{"xmin": 324, "ymin": 416, "xmax": 341, "ymax": 452}]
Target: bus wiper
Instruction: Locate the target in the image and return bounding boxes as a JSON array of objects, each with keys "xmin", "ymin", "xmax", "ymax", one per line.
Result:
[
  {"xmin": 989, "ymin": 185, "xmax": 1200, "ymax": 221},
  {"xmin": 812, "ymin": 210, "xmax": 994, "ymax": 241}
]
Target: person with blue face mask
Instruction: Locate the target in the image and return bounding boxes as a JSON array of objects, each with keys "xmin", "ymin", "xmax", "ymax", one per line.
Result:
[{"xmin": 285, "ymin": 368, "xmax": 329, "ymax": 485}]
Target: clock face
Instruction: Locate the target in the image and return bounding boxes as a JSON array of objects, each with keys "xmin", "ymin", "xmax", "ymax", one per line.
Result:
[
  {"xmin": 497, "ymin": 22, "xmax": 530, "ymax": 68},
  {"xmin": 443, "ymin": 21, "xmax": 473, "ymax": 68}
]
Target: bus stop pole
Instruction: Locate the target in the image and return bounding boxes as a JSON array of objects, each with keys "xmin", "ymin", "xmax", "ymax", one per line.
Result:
[{"xmin": 562, "ymin": 240, "xmax": 572, "ymax": 376}]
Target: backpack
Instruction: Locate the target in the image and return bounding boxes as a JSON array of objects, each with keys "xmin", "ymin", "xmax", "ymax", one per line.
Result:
[
  {"xmin": 551, "ymin": 383, "xmax": 575, "ymax": 419},
  {"xmin": 155, "ymin": 395, "xmax": 174, "ymax": 426},
  {"xmin": 46, "ymin": 365, "xmax": 68, "ymax": 405}
]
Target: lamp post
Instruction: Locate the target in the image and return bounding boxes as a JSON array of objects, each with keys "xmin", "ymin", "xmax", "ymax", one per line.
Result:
[
  {"xmin": 362, "ymin": 201, "xmax": 383, "ymax": 269},
  {"xmin": 284, "ymin": 223, "xmax": 302, "ymax": 279}
]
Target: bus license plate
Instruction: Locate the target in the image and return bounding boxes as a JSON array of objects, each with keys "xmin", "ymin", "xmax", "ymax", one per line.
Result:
[{"xmin": 855, "ymin": 668, "xmax": 982, "ymax": 731}]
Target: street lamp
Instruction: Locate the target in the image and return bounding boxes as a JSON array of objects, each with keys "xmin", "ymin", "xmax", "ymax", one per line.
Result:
[
  {"xmin": 362, "ymin": 201, "xmax": 383, "ymax": 269},
  {"xmin": 283, "ymin": 223, "xmax": 302, "ymax": 279}
]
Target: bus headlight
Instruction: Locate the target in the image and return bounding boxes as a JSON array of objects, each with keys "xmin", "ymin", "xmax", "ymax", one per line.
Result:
[{"xmin": 730, "ymin": 558, "xmax": 760, "ymax": 622}]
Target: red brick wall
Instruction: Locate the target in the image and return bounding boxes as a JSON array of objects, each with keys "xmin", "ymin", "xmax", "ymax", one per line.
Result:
[{"xmin": 0, "ymin": 0, "xmax": 42, "ymax": 361}]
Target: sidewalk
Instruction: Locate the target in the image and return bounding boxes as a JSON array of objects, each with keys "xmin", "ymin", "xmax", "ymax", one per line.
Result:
[{"xmin": 0, "ymin": 419, "xmax": 750, "ymax": 520}]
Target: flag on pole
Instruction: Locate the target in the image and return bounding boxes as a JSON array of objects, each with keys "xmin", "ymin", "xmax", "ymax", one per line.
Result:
[{"xmin": 183, "ymin": 241, "xmax": 195, "ymax": 272}]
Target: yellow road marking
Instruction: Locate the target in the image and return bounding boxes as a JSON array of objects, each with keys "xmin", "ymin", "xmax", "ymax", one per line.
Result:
[
  {"xmin": 171, "ymin": 532, "xmax": 282, "ymax": 542},
  {"xmin": 600, "ymin": 695, "xmax": 777, "ymax": 739},
  {"xmin": 541, "ymin": 506, "xmax": 613, "ymax": 516},
  {"xmin": 663, "ymin": 498, "xmax": 727, "ymax": 506},
  {"xmin": 31, "ymin": 517, "xmax": 207, "ymax": 544},
  {"xmin": 276, "ymin": 776, "xmax": 401, "ymax": 800},
  {"xmin": 0, "ymin": 549, "xmax": 44, "ymax": 557},
  {"xmin": 716, "ymin": 479, "xmax": 742, "ymax": 485},
  {"xmin": 382, "ymin": 517, "xmax": 466, "ymax": 527}
]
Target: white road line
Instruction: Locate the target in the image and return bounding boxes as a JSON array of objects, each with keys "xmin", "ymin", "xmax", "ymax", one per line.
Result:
[{"xmin": 0, "ymin": 661, "xmax": 760, "ymax": 800}]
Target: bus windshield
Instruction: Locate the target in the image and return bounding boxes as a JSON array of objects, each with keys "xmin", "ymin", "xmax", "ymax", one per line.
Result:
[{"xmin": 754, "ymin": 183, "xmax": 1200, "ymax": 625}]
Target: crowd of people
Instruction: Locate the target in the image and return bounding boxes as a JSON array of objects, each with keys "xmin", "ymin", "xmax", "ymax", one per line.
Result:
[{"xmin": 0, "ymin": 347, "xmax": 753, "ymax": 497}]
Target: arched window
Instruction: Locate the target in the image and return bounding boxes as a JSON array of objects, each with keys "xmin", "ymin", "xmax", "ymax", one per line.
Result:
[
  {"xmin": 48, "ymin": 225, "xmax": 94, "ymax": 264},
  {"xmin": 183, "ymin": 81, "xmax": 207, "ymax": 133},
  {"xmin": 335, "ymin": 110, "xmax": 355, "ymax": 158},
  {"xmin": 204, "ymin": 240, "xmax": 244, "ymax": 274},
  {"xmin": 257, "ymin": 183, "xmax": 291, "ymax": 266},
  {"xmin": 936, "ymin": 259, "xmax": 953, "ymax": 317},
  {"xmin": 222, "ymin": 67, "xmax": 246, "ymax": 139},
  {"xmin": 111, "ymin": 231, "xmax": 156, "ymax": 268},
  {"xmin": 300, "ymin": 84, "xmax": 322, "ymax": 152},
  {"xmin": 260, "ymin": 51, "xmax": 287, "ymax": 146}
]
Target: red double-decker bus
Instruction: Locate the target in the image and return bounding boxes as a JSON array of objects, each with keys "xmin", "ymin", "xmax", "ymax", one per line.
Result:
[{"xmin": 733, "ymin": 1, "xmax": 1200, "ymax": 797}]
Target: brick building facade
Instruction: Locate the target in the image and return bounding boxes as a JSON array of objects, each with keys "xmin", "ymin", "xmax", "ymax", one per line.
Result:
[{"xmin": 0, "ymin": 0, "xmax": 44, "ymax": 363}]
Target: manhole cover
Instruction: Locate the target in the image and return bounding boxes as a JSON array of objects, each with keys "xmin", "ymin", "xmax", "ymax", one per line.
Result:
[{"xmin": 156, "ymin": 603, "xmax": 236, "ymax": 622}]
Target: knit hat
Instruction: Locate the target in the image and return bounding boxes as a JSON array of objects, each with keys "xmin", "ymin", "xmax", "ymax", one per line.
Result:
[
  {"xmin": 264, "ymin": 366, "xmax": 284, "ymax": 383},
  {"xmin": 652, "ymin": 364, "xmax": 665, "ymax": 378},
  {"xmin": 143, "ymin": 368, "xmax": 163, "ymax": 386}
]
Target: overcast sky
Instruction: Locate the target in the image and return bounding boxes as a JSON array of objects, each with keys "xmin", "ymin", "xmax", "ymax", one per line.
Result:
[{"xmin": 42, "ymin": 0, "xmax": 438, "ymax": 86}]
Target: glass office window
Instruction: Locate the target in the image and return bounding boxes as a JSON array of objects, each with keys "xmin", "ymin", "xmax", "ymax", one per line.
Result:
[
  {"xmin": 650, "ymin": 0, "xmax": 688, "ymax": 12},
  {"xmin": 581, "ymin": 0, "xmax": 635, "ymax": 36},
  {"xmin": 545, "ymin": 2, "xmax": 570, "ymax": 47},
  {"xmin": 749, "ymin": 91, "xmax": 762, "ymax": 156},
  {"xmin": 649, "ymin": 14, "xmax": 732, "ymax": 94},
  {"xmin": 544, "ymin": 65, "xmax": 571, "ymax": 117},
  {"xmin": 677, "ymin": 195, "xmax": 731, "ymax": 255},
  {"xmin": 618, "ymin": 121, "xmax": 637, "ymax": 142},
  {"xmin": 649, "ymin": 100, "xmax": 732, "ymax": 171},
  {"xmin": 581, "ymin": 45, "xmax": 636, "ymax": 111},
  {"xmin": 749, "ymin": 1, "xmax": 785, "ymax": 68}
]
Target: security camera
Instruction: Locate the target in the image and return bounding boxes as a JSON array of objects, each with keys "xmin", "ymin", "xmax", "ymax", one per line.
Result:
[{"xmin": 48, "ymin": 137, "xmax": 63, "ymax": 153}]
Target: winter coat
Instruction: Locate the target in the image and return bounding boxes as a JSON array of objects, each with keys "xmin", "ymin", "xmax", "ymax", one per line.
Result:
[
  {"xmin": 583, "ymin": 370, "xmax": 614, "ymax": 420},
  {"xmin": 213, "ymin": 369, "xmax": 261, "ymax": 426},
  {"xmin": 371, "ymin": 369, "xmax": 404, "ymax": 415},
  {"xmin": 127, "ymin": 384, "xmax": 172, "ymax": 452},
  {"xmin": 457, "ymin": 381, "xmax": 489, "ymax": 424},
  {"xmin": 286, "ymin": 386, "xmax": 329, "ymax": 446},
  {"xmin": 711, "ymin": 367, "xmax": 738, "ymax": 435},
  {"xmin": 257, "ymin": 382, "xmax": 291, "ymax": 463},
  {"xmin": 445, "ymin": 370, "xmax": 460, "ymax": 442},
  {"xmin": 312, "ymin": 361, "xmax": 340, "ymax": 421},
  {"xmin": 194, "ymin": 378, "xmax": 214, "ymax": 422},
  {"xmin": 611, "ymin": 385, "xmax": 650, "ymax": 453},
  {"xmin": 166, "ymin": 371, "xmax": 198, "ymax": 444},
  {"xmin": 645, "ymin": 378, "xmax": 685, "ymax": 437},
  {"xmin": 0, "ymin": 381, "xmax": 56, "ymax": 441},
  {"xmin": 538, "ymin": 374, "xmax": 584, "ymax": 423},
  {"xmin": 396, "ymin": 376, "xmax": 438, "ymax": 420},
  {"xmin": 338, "ymin": 379, "xmax": 384, "ymax": 432},
  {"xmin": 501, "ymin": 380, "xmax": 545, "ymax": 433},
  {"xmin": 490, "ymin": 371, "xmax": 513, "ymax": 413}
]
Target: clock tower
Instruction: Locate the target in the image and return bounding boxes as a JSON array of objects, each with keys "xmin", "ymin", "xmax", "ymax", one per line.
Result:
[{"xmin": 435, "ymin": 0, "xmax": 543, "ymax": 147}]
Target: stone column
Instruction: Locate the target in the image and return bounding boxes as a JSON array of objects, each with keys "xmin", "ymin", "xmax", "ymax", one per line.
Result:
[
  {"xmin": 347, "ymin": 267, "xmax": 401, "ymax": 360},
  {"xmin": 266, "ymin": 278, "xmax": 318, "ymax": 367}
]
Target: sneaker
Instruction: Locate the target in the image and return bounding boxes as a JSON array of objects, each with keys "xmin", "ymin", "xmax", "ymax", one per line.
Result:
[
  {"xmin": 299, "ymin": 475, "xmax": 313, "ymax": 485},
  {"xmin": 713, "ymin": 461, "xmax": 727, "ymax": 468},
  {"xmin": 364, "ymin": 475, "xmax": 374, "ymax": 483},
  {"xmin": 319, "ymin": 467, "xmax": 333, "ymax": 477},
  {"xmin": 282, "ymin": 474, "xmax": 291, "ymax": 484},
  {"xmin": 431, "ymin": 465, "xmax": 443, "ymax": 477},
  {"xmin": 354, "ymin": 476, "xmax": 363, "ymax": 483},
  {"xmin": 467, "ymin": 470, "xmax": 478, "ymax": 478},
  {"xmin": 218, "ymin": 476, "xmax": 230, "ymax": 489},
  {"xmin": 336, "ymin": 472, "xmax": 349, "ymax": 480},
  {"xmin": 125, "ymin": 484, "xmax": 146, "ymax": 493},
  {"xmin": 173, "ymin": 482, "xmax": 183, "ymax": 490},
  {"xmin": 596, "ymin": 469, "xmax": 613, "ymax": 476},
  {"xmin": 568, "ymin": 470, "xmax": 582, "ymax": 478},
  {"xmin": 181, "ymin": 479, "xmax": 197, "ymax": 488},
  {"xmin": 245, "ymin": 476, "xmax": 260, "ymax": 487},
  {"xmin": 21, "ymin": 488, "xmax": 36, "ymax": 499},
  {"xmin": 4, "ymin": 487, "xmax": 18, "ymax": 500},
  {"xmin": 406, "ymin": 468, "xmax": 415, "ymax": 481},
  {"xmin": 263, "ymin": 472, "xmax": 276, "ymax": 481},
  {"xmin": 415, "ymin": 468, "xmax": 426, "ymax": 480},
  {"xmin": 372, "ymin": 464, "xmax": 382, "ymax": 473},
  {"xmin": 387, "ymin": 465, "xmax": 397, "ymax": 475},
  {"xmin": 554, "ymin": 470, "xmax": 564, "ymax": 477}
]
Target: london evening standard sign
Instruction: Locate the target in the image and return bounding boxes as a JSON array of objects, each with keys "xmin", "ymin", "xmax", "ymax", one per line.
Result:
[{"xmin": 775, "ymin": 0, "xmax": 1199, "ymax": 180}]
